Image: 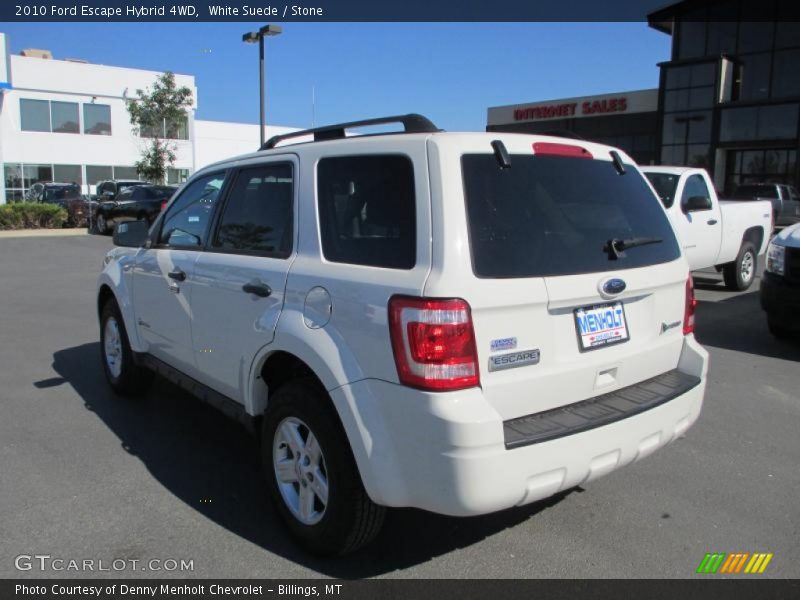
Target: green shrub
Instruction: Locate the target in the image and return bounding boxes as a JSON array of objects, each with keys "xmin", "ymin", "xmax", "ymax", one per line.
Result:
[{"xmin": 0, "ymin": 203, "xmax": 68, "ymax": 230}]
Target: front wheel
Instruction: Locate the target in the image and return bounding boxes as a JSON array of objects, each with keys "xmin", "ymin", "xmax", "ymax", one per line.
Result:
[
  {"xmin": 262, "ymin": 379, "xmax": 385, "ymax": 556},
  {"xmin": 100, "ymin": 300, "xmax": 152, "ymax": 396},
  {"xmin": 767, "ymin": 315, "xmax": 794, "ymax": 340},
  {"xmin": 723, "ymin": 242, "xmax": 756, "ymax": 291}
]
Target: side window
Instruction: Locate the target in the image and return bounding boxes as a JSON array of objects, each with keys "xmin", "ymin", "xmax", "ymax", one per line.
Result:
[
  {"xmin": 116, "ymin": 189, "xmax": 133, "ymax": 201},
  {"xmin": 317, "ymin": 155, "xmax": 416, "ymax": 269},
  {"xmin": 681, "ymin": 174, "xmax": 712, "ymax": 211},
  {"xmin": 789, "ymin": 187, "xmax": 800, "ymax": 201},
  {"xmin": 158, "ymin": 172, "xmax": 226, "ymax": 248},
  {"xmin": 213, "ymin": 163, "xmax": 294, "ymax": 257}
]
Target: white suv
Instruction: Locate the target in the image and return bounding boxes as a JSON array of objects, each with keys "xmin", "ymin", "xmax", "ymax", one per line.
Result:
[{"xmin": 97, "ymin": 115, "xmax": 708, "ymax": 555}]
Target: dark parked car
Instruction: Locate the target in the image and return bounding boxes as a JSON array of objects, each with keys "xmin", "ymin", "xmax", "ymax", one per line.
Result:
[
  {"xmin": 26, "ymin": 182, "xmax": 89, "ymax": 227},
  {"xmin": 761, "ymin": 222, "xmax": 800, "ymax": 339},
  {"xmin": 731, "ymin": 183, "xmax": 800, "ymax": 228},
  {"xmin": 95, "ymin": 179, "xmax": 149, "ymax": 201},
  {"xmin": 95, "ymin": 184, "xmax": 177, "ymax": 234}
]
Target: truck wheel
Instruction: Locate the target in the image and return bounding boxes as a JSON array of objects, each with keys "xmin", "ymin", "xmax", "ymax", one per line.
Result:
[
  {"xmin": 723, "ymin": 242, "xmax": 756, "ymax": 291},
  {"xmin": 262, "ymin": 379, "xmax": 385, "ymax": 556},
  {"xmin": 767, "ymin": 316, "xmax": 793, "ymax": 340},
  {"xmin": 96, "ymin": 213, "xmax": 109, "ymax": 235},
  {"xmin": 100, "ymin": 300, "xmax": 152, "ymax": 396}
]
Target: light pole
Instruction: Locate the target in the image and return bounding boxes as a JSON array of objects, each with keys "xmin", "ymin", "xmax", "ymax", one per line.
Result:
[{"xmin": 242, "ymin": 24, "xmax": 282, "ymax": 148}]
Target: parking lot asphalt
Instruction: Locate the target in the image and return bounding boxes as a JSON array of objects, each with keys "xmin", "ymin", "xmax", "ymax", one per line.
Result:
[{"xmin": 0, "ymin": 234, "xmax": 798, "ymax": 579}]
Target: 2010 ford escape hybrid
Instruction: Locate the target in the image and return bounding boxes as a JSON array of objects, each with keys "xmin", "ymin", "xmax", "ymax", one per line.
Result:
[{"xmin": 97, "ymin": 115, "xmax": 708, "ymax": 555}]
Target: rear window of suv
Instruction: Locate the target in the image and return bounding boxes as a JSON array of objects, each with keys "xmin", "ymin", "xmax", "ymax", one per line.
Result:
[{"xmin": 462, "ymin": 154, "xmax": 681, "ymax": 278}]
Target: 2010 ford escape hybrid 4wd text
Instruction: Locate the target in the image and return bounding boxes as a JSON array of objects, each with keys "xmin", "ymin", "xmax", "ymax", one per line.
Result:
[{"xmin": 97, "ymin": 115, "xmax": 708, "ymax": 555}]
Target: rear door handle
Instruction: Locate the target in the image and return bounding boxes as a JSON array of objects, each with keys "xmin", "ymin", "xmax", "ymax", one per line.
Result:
[
  {"xmin": 168, "ymin": 268, "xmax": 186, "ymax": 282},
  {"xmin": 242, "ymin": 280, "xmax": 272, "ymax": 298},
  {"xmin": 707, "ymin": 219, "xmax": 718, "ymax": 225}
]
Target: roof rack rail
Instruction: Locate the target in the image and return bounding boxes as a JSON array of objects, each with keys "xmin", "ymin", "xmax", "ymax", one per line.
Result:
[{"xmin": 261, "ymin": 113, "xmax": 440, "ymax": 150}]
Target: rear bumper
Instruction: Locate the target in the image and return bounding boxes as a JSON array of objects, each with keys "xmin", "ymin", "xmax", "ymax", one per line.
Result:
[{"xmin": 332, "ymin": 336, "xmax": 707, "ymax": 516}]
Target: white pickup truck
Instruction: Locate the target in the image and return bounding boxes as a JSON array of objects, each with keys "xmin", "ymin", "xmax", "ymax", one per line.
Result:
[{"xmin": 642, "ymin": 167, "xmax": 772, "ymax": 290}]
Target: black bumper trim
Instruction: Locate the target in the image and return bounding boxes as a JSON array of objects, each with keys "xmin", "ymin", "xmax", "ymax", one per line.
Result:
[{"xmin": 503, "ymin": 369, "xmax": 701, "ymax": 449}]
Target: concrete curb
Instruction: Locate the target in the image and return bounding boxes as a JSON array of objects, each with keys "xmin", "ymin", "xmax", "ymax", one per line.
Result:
[{"xmin": 0, "ymin": 228, "xmax": 90, "ymax": 240}]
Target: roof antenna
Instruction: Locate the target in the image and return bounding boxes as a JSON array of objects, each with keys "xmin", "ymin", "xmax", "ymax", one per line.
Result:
[
  {"xmin": 491, "ymin": 140, "xmax": 512, "ymax": 169},
  {"xmin": 609, "ymin": 150, "xmax": 626, "ymax": 175}
]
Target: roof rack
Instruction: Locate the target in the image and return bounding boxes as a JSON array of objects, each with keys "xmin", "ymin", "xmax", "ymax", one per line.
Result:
[{"xmin": 261, "ymin": 113, "xmax": 440, "ymax": 150}]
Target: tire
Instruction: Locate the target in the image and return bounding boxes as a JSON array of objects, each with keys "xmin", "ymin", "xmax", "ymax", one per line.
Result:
[
  {"xmin": 99, "ymin": 299, "xmax": 152, "ymax": 396},
  {"xmin": 96, "ymin": 212, "xmax": 110, "ymax": 235},
  {"xmin": 723, "ymin": 241, "xmax": 757, "ymax": 291},
  {"xmin": 767, "ymin": 315, "xmax": 794, "ymax": 340},
  {"xmin": 262, "ymin": 379, "xmax": 385, "ymax": 556}
]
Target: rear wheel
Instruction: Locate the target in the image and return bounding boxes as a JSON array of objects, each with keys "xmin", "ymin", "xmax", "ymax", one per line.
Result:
[
  {"xmin": 262, "ymin": 379, "xmax": 385, "ymax": 555},
  {"xmin": 100, "ymin": 300, "xmax": 152, "ymax": 396},
  {"xmin": 723, "ymin": 242, "xmax": 756, "ymax": 291},
  {"xmin": 96, "ymin": 213, "xmax": 110, "ymax": 235}
]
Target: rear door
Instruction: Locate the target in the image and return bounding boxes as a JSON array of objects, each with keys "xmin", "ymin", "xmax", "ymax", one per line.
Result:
[
  {"xmin": 190, "ymin": 159, "xmax": 296, "ymax": 402},
  {"xmin": 430, "ymin": 137, "xmax": 690, "ymax": 422}
]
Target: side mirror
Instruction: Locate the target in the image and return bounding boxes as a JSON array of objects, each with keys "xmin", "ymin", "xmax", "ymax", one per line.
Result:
[
  {"xmin": 684, "ymin": 195, "xmax": 712, "ymax": 212},
  {"xmin": 113, "ymin": 220, "xmax": 150, "ymax": 248}
]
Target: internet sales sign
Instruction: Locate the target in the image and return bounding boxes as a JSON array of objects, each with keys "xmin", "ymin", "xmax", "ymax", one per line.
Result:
[
  {"xmin": 487, "ymin": 89, "xmax": 658, "ymax": 127},
  {"xmin": 513, "ymin": 97, "xmax": 628, "ymax": 121}
]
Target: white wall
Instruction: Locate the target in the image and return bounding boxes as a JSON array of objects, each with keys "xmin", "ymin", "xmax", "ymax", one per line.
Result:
[
  {"xmin": 0, "ymin": 49, "xmax": 301, "ymax": 203},
  {"xmin": 1, "ymin": 54, "xmax": 197, "ymax": 200},
  {"xmin": 194, "ymin": 120, "xmax": 298, "ymax": 170}
]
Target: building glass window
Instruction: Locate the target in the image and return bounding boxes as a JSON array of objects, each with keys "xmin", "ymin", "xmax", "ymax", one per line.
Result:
[
  {"xmin": 705, "ymin": 4, "xmax": 738, "ymax": 56},
  {"xmin": 113, "ymin": 166, "xmax": 139, "ymax": 180},
  {"xmin": 771, "ymin": 50, "xmax": 800, "ymax": 99},
  {"xmin": 167, "ymin": 168, "xmax": 190, "ymax": 184},
  {"xmin": 22, "ymin": 165, "xmax": 53, "ymax": 191},
  {"xmin": 53, "ymin": 165, "xmax": 82, "ymax": 185},
  {"xmin": 738, "ymin": 23, "xmax": 775, "ymax": 54},
  {"xmin": 4, "ymin": 163, "xmax": 24, "ymax": 202},
  {"xmin": 83, "ymin": 104, "xmax": 111, "ymax": 135},
  {"xmin": 677, "ymin": 16, "xmax": 707, "ymax": 59},
  {"xmin": 720, "ymin": 104, "xmax": 798, "ymax": 141},
  {"xmin": 720, "ymin": 107, "xmax": 758, "ymax": 141},
  {"xmin": 775, "ymin": 14, "xmax": 800, "ymax": 49},
  {"xmin": 732, "ymin": 53, "xmax": 772, "ymax": 101},
  {"xmin": 140, "ymin": 116, "xmax": 190, "ymax": 140},
  {"xmin": 725, "ymin": 148, "xmax": 798, "ymax": 193},
  {"xmin": 50, "ymin": 101, "xmax": 79, "ymax": 134},
  {"xmin": 86, "ymin": 166, "xmax": 113, "ymax": 188},
  {"xmin": 20, "ymin": 99, "xmax": 50, "ymax": 132},
  {"xmin": 758, "ymin": 104, "xmax": 799, "ymax": 139}
]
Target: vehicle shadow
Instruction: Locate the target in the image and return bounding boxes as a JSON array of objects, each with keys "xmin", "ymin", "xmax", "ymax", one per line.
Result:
[
  {"xmin": 694, "ymin": 291, "xmax": 800, "ymax": 360},
  {"xmin": 49, "ymin": 343, "xmax": 573, "ymax": 577}
]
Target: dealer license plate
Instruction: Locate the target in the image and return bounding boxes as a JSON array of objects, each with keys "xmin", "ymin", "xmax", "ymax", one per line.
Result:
[{"xmin": 573, "ymin": 301, "xmax": 629, "ymax": 351}]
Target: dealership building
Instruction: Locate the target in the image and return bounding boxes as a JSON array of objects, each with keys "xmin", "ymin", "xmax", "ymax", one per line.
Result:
[
  {"xmin": 0, "ymin": 32, "xmax": 296, "ymax": 203},
  {"xmin": 488, "ymin": 0, "xmax": 800, "ymax": 194}
]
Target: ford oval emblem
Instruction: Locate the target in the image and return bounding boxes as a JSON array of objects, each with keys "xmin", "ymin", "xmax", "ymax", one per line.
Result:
[{"xmin": 603, "ymin": 278, "xmax": 627, "ymax": 295}]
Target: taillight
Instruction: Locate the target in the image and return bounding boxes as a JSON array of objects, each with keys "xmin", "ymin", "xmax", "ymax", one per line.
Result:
[
  {"xmin": 683, "ymin": 275, "xmax": 697, "ymax": 335},
  {"xmin": 160, "ymin": 200, "xmax": 168, "ymax": 212},
  {"xmin": 388, "ymin": 296, "xmax": 480, "ymax": 391}
]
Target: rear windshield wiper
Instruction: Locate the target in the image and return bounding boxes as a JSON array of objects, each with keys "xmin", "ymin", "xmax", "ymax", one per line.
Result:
[{"xmin": 603, "ymin": 237, "xmax": 662, "ymax": 260}]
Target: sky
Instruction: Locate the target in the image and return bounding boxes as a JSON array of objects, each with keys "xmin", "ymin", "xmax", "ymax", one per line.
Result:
[{"xmin": 1, "ymin": 22, "xmax": 672, "ymax": 131}]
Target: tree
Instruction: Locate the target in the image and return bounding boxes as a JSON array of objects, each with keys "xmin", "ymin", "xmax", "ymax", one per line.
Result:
[{"xmin": 126, "ymin": 72, "xmax": 193, "ymax": 184}]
